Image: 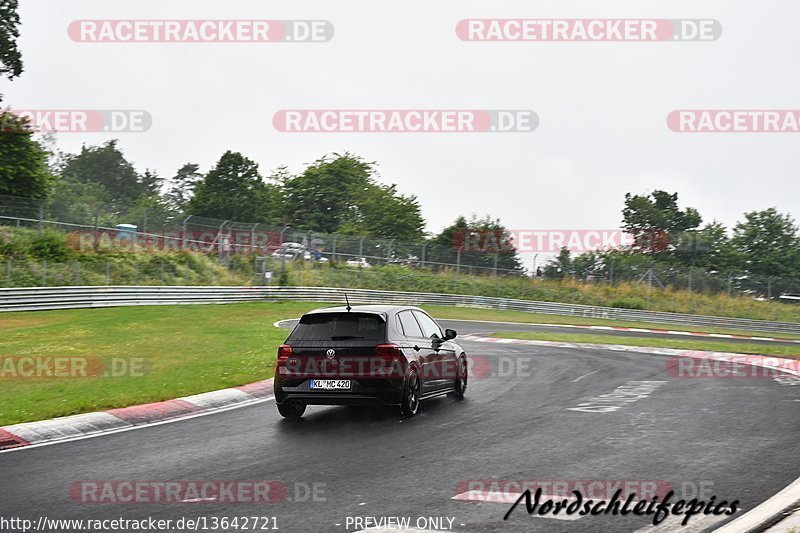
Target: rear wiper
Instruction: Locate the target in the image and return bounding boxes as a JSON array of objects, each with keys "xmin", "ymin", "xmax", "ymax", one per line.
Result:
[{"xmin": 330, "ymin": 335, "xmax": 364, "ymax": 340}]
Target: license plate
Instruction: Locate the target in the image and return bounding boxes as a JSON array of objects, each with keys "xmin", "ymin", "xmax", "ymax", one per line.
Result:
[{"xmin": 310, "ymin": 379, "xmax": 351, "ymax": 390}]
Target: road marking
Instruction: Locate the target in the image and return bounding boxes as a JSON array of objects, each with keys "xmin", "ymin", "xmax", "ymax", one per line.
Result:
[
  {"xmin": 567, "ymin": 381, "xmax": 667, "ymax": 413},
  {"xmin": 633, "ymin": 511, "xmax": 732, "ymax": 532},
  {"xmin": 764, "ymin": 506, "xmax": 800, "ymax": 532},
  {"xmin": 572, "ymin": 368, "xmax": 603, "ymax": 382}
]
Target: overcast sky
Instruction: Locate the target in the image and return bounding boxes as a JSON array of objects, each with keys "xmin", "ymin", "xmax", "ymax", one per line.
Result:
[{"xmin": 4, "ymin": 0, "xmax": 799, "ymax": 248}]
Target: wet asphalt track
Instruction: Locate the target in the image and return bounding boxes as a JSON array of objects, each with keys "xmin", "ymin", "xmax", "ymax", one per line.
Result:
[{"xmin": 0, "ymin": 319, "xmax": 798, "ymax": 533}]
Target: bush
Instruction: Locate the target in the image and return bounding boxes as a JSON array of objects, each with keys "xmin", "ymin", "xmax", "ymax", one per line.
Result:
[{"xmin": 28, "ymin": 230, "xmax": 71, "ymax": 261}]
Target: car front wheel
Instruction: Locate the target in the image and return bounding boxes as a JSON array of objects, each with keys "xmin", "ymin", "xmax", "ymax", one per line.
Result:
[{"xmin": 448, "ymin": 355, "xmax": 468, "ymax": 400}]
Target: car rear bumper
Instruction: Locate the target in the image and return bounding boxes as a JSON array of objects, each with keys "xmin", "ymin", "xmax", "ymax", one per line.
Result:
[{"xmin": 274, "ymin": 377, "xmax": 404, "ymax": 406}]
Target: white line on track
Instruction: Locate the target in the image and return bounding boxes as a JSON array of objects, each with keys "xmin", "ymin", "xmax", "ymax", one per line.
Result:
[
  {"xmin": 715, "ymin": 477, "xmax": 800, "ymax": 533},
  {"xmin": 0, "ymin": 396, "xmax": 274, "ymax": 455},
  {"xmin": 571, "ymin": 368, "xmax": 603, "ymax": 382}
]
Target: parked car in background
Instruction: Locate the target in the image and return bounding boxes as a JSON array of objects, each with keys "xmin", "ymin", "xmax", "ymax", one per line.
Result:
[
  {"xmin": 388, "ymin": 255, "xmax": 419, "ymax": 266},
  {"xmin": 272, "ymin": 242, "xmax": 306, "ymax": 260},
  {"xmin": 273, "ymin": 242, "xmax": 328, "ymax": 263},
  {"xmin": 346, "ymin": 257, "xmax": 372, "ymax": 268}
]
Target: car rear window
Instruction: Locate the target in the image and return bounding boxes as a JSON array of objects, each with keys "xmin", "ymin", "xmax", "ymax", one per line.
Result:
[{"xmin": 288, "ymin": 313, "xmax": 386, "ymax": 342}]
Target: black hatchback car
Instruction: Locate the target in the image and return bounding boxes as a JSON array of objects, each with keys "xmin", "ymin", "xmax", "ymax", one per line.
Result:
[{"xmin": 274, "ymin": 305, "xmax": 468, "ymax": 419}]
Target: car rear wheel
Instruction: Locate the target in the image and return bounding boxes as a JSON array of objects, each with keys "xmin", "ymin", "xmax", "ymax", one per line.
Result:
[
  {"xmin": 448, "ymin": 356, "xmax": 468, "ymax": 400},
  {"xmin": 400, "ymin": 370, "xmax": 420, "ymax": 417},
  {"xmin": 277, "ymin": 401, "xmax": 306, "ymax": 419}
]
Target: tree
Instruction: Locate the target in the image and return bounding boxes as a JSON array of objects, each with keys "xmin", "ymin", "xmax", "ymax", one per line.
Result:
[
  {"xmin": 47, "ymin": 177, "xmax": 111, "ymax": 225},
  {"xmin": 282, "ymin": 153, "xmax": 425, "ymax": 239},
  {"xmin": 60, "ymin": 140, "xmax": 144, "ymax": 208},
  {"xmin": 282, "ymin": 154, "xmax": 373, "ymax": 233},
  {"xmin": 427, "ymin": 215, "xmax": 524, "ymax": 273},
  {"xmin": 186, "ymin": 151, "xmax": 267, "ymax": 221},
  {"xmin": 544, "ymin": 247, "xmax": 573, "ymax": 279},
  {"xmin": 140, "ymin": 168, "xmax": 162, "ymax": 197},
  {"xmin": 0, "ymin": 0, "xmax": 23, "ymax": 102},
  {"xmin": 680, "ymin": 221, "xmax": 742, "ymax": 272},
  {"xmin": 732, "ymin": 208, "xmax": 800, "ymax": 278},
  {"xmin": 622, "ymin": 190, "xmax": 702, "ymax": 253},
  {"xmin": 167, "ymin": 163, "xmax": 202, "ymax": 210},
  {"xmin": 338, "ymin": 183, "xmax": 425, "ymax": 240},
  {"xmin": 0, "ymin": 111, "xmax": 50, "ymax": 198}
]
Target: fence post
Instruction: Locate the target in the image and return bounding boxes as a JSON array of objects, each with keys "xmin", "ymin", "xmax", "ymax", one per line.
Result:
[
  {"xmin": 38, "ymin": 201, "xmax": 45, "ymax": 236},
  {"xmin": 387, "ymin": 239, "xmax": 395, "ymax": 263},
  {"xmin": 421, "ymin": 243, "xmax": 427, "ymax": 267},
  {"xmin": 6, "ymin": 258, "xmax": 11, "ymax": 286},
  {"xmin": 493, "ymin": 253, "xmax": 498, "ymax": 277},
  {"xmin": 160, "ymin": 260, "xmax": 164, "ymax": 284},
  {"xmin": 456, "ymin": 250, "xmax": 461, "ymax": 274},
  {"xmin": 42, "ymin": 260, "xmax": 47, "ymax": 286},
  {"xmin": 76, "ymin": 261, "xmax": 81, "ymax": 285},
  {"xmin": 93, "ymin": 207, "xmax": 100, "ymax": 251},
  {"xmin": 106, "ymin": 261, "xmax": 110, "ymax": 285},
  {"xmin": 767, "ymin": 277, "xmax": 772, "ymax": 300},
  {"xmin": 332, "ymin": 235, "xmax": 337, "ymax": 262},
  {"xmin": 135, "ymin": 262, "xmax": 139, "ymax": 285},
  {"xmin": 688, "ymin": 266, "xmax": 693, "ymax": 292},
  {"xmin": 182, "ymin": 215, "xmax": 193, "ymax": 251},
  {"xmin": 359, "ymin": 237, "xmax": 364, "ymax": 258}
]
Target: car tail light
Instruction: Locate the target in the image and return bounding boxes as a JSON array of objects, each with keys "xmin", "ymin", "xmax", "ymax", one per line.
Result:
[
  {"xmin": 277, "ymin": 344, "xmax": 292, "ymax": 362},
  {"xmin": 373, "ymin": 344, "xmax": 405, "ymax": 377},
  {"xmin": 277, "ymin": 344, "xmax": 294, "ymax": 375}
]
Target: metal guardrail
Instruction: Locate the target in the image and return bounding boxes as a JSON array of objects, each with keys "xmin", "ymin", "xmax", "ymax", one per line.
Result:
[{"xmin": 0, "ymin": 285, "xmax": 799, "ymax": 335}]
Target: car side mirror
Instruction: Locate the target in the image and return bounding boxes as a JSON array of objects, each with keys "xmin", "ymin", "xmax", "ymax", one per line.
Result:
[{"xmin": 444, "ymin": 328, "xmax": 457, "ymax": 340}]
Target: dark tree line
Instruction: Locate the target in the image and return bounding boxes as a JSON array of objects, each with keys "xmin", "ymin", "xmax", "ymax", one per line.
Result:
[{"xmin": 546, "ymin": 190, "xmax": 800, "ymax": 283}]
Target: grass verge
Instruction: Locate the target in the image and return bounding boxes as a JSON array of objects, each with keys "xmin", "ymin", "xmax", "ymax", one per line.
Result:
[
  {"xmin": 0, "ymin": 301, "xmax": 326, "ymax": 426},
  {"xmin": 486, "ymin": 331, "xmax": 800, "ymax": 359}
]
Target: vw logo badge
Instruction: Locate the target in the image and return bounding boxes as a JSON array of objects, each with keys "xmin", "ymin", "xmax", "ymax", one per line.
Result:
[{"xmin": 326, "ymin": 349, "xmax": 336, "ymax": 360}]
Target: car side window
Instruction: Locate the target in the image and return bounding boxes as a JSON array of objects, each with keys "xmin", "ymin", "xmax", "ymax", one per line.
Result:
[
  {"xmin": 413, "ymin": 311, "xmax": 443, "ymax": 339},
  {"xmin": 398, "ymin": 311, "xmax": 424, "ymax": 338}
]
